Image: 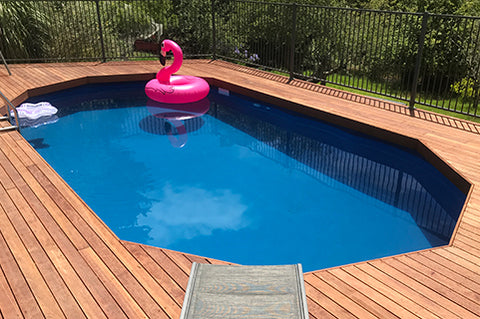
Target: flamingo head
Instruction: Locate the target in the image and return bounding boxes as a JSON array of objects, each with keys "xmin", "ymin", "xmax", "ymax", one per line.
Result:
[{"xmin": 159, "ymin": 39, "xmax": 183, "ymax": 66}]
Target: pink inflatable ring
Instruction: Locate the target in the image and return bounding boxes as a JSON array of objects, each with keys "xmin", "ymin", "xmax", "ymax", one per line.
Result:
[{"xmin": 145, "ymin": 40, "xmax": 210, "ymax": 104}]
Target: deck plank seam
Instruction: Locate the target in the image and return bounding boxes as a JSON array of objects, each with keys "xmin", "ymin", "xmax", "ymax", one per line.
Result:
[
  {"xmin": 304, "ymin": 281, "xmax": 354, "ymax": 318},
  {"xmin": 444, "ymin": 246, "xmax": 480, "ymax": 270},
  {"xmin": 404, "ymin": 253, "xmax": 480, "ymax": 309},
  {"xmin": 121, "ymin": 243, "xmax": 185, "ymax": 309},
  {"xmin": 329, "ymin": 268, "xmax": 400, "ymax": 318},
  {"xmin": 79, "ymin": 246, "xmax": 151, "ymax": 318},
  {"xmin": 0, "ymin": 161, "xmax": 108, "ymax": 317},
  {"xmin": 130, "ymin": 243, "xmax": 189, "ymax": 293},
  {"xmin": 3, "ymin": 186, "xmax": 85, "ymax": 319},
  {"xmin": 351, "ymin": 264, "xmax": 425, "ymax": 318},
  {"xmin": 0, "ymin": 261, "xmax": 23, "ymax": 318},
  {"xmin": 306, "ymin": 272, "xmax": 380, "ymax": 318},
  {"xmin": 0, "ymin": 188, "xmax": 64, "ymax": 318},
  {"xmin": 0, "ymin": 227, "xmax": 41, "ymax": 318},
  {"xmin": 160, "ymin": 249, "xmax": 194, "ymax": 277},
  {"xmin": 431, "ymin": 250, "xmax": 480, "ymax": 286},
  {"xmin": 7, "ymin": 186, "xmax": 95, "ymax": 319},
  {"xmin": 131, "ymin": 244, "xmax": 191, "ymax": 290},
  {"xmin": 333, "ymin": 266, "xmax": 406, "ymax": 318},
  {"xmin": 0, "ymin": 142, "xmax": 120, "ymax": 317},
  {"xmin": 353, "ymin": 263, "xmax": 434, "ymax": 319},
  {"xmin": 369, "ymin": 260, "xmax": 463, "ymax": 319},
  {"xmin": 393, "ymin": 255, "xmax": 480, "ymax": 316}
]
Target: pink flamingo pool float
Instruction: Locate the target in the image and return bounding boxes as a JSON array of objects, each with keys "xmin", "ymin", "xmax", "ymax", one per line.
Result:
[{"xmin": 145, "ymin": 39, "xmax": 210, "ymax": 104}]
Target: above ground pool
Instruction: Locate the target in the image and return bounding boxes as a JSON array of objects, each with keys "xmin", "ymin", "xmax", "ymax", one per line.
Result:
[{"xmin": 21, "ymin": 81, "xmax": 467, "ymax": 272}]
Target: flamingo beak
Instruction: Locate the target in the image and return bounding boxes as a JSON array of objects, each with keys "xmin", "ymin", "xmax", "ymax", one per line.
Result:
[
  {"xmin": 159, "ymin": 52, "xmax": 166, "ymax": 66},
  {"xmin": 159, "ymin": 42, "xmax": 166, "ymax": 66}
]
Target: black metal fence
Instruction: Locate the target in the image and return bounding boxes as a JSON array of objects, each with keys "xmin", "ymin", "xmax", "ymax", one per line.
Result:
[
  {"xmin": 1, "ymin": 0, "xmax": 480, "ymax": 117},
  {"xmin": 0, "ymin": 0, "xmax": 212, "ymax": 62},
  {"xmin": 215, "ymin": 2, "xmax": 480, "ymax": 117}
]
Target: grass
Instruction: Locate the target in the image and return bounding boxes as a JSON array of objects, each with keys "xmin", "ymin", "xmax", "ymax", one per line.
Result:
[{"xmin": 325, "ymin": 74, "xmax": 480, "ymax": 123}]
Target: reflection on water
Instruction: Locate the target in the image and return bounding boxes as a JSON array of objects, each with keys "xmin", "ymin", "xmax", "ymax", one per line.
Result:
[
  {"xmin": 27, "ymin": 138, "xmax": 50, "ymax": 149},
  {"xmin": 139, "ymin": 116, "xmax": 204, "ymax": 148},
  {"xmin": 136, "ymin": 184, "xmax": 249, "ymax": 245},
  {"xmin": 18, "ymin": 115, "xmax": 58, "ymax": 128},
  {"xmin": 140, "ymin": 98, "xmax": 210, "ymax": 148}
]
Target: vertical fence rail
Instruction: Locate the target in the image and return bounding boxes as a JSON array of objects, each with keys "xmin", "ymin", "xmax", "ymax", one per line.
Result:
[
  {"xmin": 289, "ymin": 3, "xmax": 297, "ymax": 81},
  {"xmin": 211, "ymin": 0, "xmax": 217, "ymax": 60},
  {"xmin": 409, "ymin": 12, "xmax": 429, "ymax": 112},
  {"xmin": 95, "ymin": 0, "xmax": 106, "ymax": 62}
]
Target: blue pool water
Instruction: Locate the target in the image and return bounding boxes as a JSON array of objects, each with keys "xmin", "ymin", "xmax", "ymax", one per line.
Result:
[{"xmin": 21, "ymin": 82, "xmax": 466, "ymax": 271}]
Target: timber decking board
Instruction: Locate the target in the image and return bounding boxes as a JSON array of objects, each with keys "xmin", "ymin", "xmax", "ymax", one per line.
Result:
[{"xmin": 1, "ymin": 60, "xmax": 480, "ymax": 318}]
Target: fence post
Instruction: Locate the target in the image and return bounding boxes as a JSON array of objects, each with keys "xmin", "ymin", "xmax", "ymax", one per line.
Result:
[
  {"xmin": 95, "ymin": 0, "xmax": 106, "ymax": 62},
  {"xmin": 409, "ymin": 11, "xmax": 429, "ymax": 113},
  {"xmin": 211, "ymin": 0, "xmax": 217, "ymax": 60},
  {"xmin": 289, "ymin": 3, "xmax": 297, "ymax": 82}
]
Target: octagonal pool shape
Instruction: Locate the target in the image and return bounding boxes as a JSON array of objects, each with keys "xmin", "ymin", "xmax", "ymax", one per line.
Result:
[{"xmin": 20, "ymin": 81, "xmax": 469, "ymax": 272}]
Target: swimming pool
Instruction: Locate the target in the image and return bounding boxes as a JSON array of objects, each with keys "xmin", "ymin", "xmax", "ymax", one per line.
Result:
[{"xmin": 21, "ymin": 81, "xmax": 467, "ymax": 272}]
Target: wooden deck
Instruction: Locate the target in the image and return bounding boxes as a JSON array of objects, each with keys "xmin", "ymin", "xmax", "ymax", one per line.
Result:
[{"xmin": 1, "ymin": 60, "xmax": 480, "ymax": 318}]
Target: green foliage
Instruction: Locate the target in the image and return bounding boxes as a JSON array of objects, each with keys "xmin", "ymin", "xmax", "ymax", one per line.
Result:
[
  {"xmin": 45, "ymin": 1, "xmax": 102, "ymax": 60},
  {"xmin": 456, "ymin": 0, "xmax": 480, "ymax": 15},
  {"xmin": 417, "ymin": 15, "xmax": 480, "ymax": 98},
  {"xmin": 101, "ymin": 1, "xmax": 167, "ymax": 58},
  {"xmin": 294, "ymin": 7, "xmax": 351, "ymax": 79},
  {"xmin": 165, "ymin": 0, "xmax": 213, "ymax": 56},
  {"xmin": 104, "ymin": 2, "xmax": 154, "ymax": 38},
  {"xmin": 214, "ymin": 1, "xmax": 292, "ymax": 69},
  {"xmin": 0, "ymin": 1, "xmax": 51, "ymax": 60},
  {"xmin": 0, "ymin": 0, "xmax": 172, "ymax": 61},
  {"xmin": 367, "ymin": 0, "xmax": 463, "ymax": 13},
  {"xmin": 451, "ymin": 77, "xmax": 479, "ymax": 100}
]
